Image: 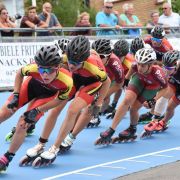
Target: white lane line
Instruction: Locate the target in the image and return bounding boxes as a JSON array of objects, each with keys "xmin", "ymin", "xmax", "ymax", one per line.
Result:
[
  {"xmin": 101, "ymin": 165, "xmax": 126, "ymax": 169},
  {"xmin": 152, "ymin": 154, "xmax": 173, "ymax": 158},
  {"xmin": 75, "ymin": 172, "xmax": 102, "ymax": 176},
  {"xmin": 42, "ymin": 146, "xmax": 180, "ymax": 180},
  {"xmin": 125, "ymin": 159, "xmax": 150, "ymax": 163}
]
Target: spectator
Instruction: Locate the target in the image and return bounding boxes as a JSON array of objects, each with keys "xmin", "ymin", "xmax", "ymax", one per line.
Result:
[
  {"xmin": 0, "ymin": 7, "xmax": 16, "ymax": 37},
  {"xmin": 70, "ymin": 12, "xmax": 92, "ymax": 36},
  {"xmin": 120, "ymin": 3, "xmax": 142, "ymax": 36},
  {"xmin": 38, "ymin": 2, "xmax": 62, "ymax": 36},
  {"xmin": 96, "ymin": 0, "xmax": 121, "ymax": 36},
  {"xmin": 158, "ymin": 2, "xmax": 180, "ymax": 33},
  {"xmin": 19, "ymin": 6, "xmax": 47, "ymax": 36},
  {"xmin": 146, "ymin": 10, "xmax": 162, "ymax": 34}
]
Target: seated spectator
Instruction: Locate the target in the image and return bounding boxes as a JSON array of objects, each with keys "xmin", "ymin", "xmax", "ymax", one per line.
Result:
[
  {"xmin": 120, "ymin": 3, "xmax": 142, "ymax": 36},
  {"xmin": 158, "ymin": 2, "xmax": 180, "ymax": 33},
  {"xmin": 38, "ymin": 2, "xmax": 62, "ymax": 36},
  {"xmin": 0, "ymin": 7, "xmax": 16, "ymax": 37},
  {"xmin": 146, "ymin": 10, "xmax": 162, "ymax": 34},
  {"xmin": 96, "ymin": 0, "xmax": 121, "ymax": 36},
  {"xmin": 19, "ymin": 6, "xmax": 47, "ymax": 36},
  {"xmin": 70, "ymin": 12, "xmax": 92, "ymax": 36}
]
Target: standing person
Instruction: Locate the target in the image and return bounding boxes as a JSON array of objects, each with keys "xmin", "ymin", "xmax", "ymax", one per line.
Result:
[
  {"xmin": 70, "ymin": 12, "xmax": 92, "ymax": 36},
  {"xmin": 38, "ymin": 2, "xmax": 62, "ymax": 36},
  {"xmin": 19, "ymin": 6, "xmax": 47, "ymax": 36},
  {"xmin": 158, "ymin": 2, "xmax": 180, "ymax": 33},
  {"xmin": 0, "ymin": 7, "xmax": 16, "ymax": 37},
  {"xmin": 96, "ymin": 0, "xmax": 121, "ymax": 36},
  {"xmin": 120, "ymin": 3, "xmax": 142, "ymax": 36},
  {"xmin": 20, "ymin": 36, "xmax": 110, "ymax": 167},
  {"xmin": 95, "ymin": 48, "xmax": 168, "ymax": 145},
  {"xmin": 0, "ymin": 45, "xmax": 74, "ymax": 172},
  {"xmin": 146, "ymin": 11, "xmax": 162, "ymax": 34}
]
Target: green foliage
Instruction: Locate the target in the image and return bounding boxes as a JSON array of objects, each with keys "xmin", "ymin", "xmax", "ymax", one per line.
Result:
[{"xmin": 171, "ymin": 0, "xmax": 180, "ymax": 13}]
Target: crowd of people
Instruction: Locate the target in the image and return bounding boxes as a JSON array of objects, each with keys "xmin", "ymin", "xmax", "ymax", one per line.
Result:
[
  {"xmin": 0, "ymin": 24, "xmax": 179, "ymax": 173},
  {"xmin": 0, "ymin": 1, "xmax": 179, "ymax": 36}
]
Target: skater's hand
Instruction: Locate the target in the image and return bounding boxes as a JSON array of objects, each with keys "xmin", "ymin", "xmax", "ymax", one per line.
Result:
[
  {"xmin": 7, "ymin": 93, "xmax": 19, "ymax": 111},
  {"xmin": 23, "ymin": 108, "xmax": 41, "ymax": 124},
  {"xmin": 89, "ymin": 105, "xmax": 101, "ymax": 117},
  {"xmin": 143, "ymin": 98, "xmax": 156, "ymax": 109},
  {"xmin": 123, "ymin": 79, "xmax": 130, "ymax": 88}
]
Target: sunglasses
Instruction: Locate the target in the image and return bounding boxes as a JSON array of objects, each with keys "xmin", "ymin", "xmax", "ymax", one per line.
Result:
[
  {"xmin": 163, "ymin": 66, "xmax": 176, "ymax": 70},
  {"xmin": 68, "ymin": 59, "xmax": 83, "ymax": 66},
  {"xmin": 99, "ymin": 54, "xmax": 111, "ymax": 59},
  {"xmin": 162, "ymin": 8, "xmax": 168, "ymax": 10},
  {"xmin": 105, "ymin": 6, "xmax": 113, "ymax": 9},
  {"xmin": 151, "ymin": 37, "xmax": 162, "ymax": 43},
  {"xmin": 2, "ymin": 12, "xmax": 8, "ymax": 15},
  {"xmin": 38, "ymin": 67, "xmax": 58, "ymax": 74}
]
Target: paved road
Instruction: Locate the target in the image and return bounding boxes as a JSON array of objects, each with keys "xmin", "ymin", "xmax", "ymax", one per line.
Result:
[{"xmin": 118, "ymin": 161, "xmax": 180, "ymax": 180}]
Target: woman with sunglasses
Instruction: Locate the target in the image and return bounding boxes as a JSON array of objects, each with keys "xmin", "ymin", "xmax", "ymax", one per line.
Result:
[
  {"xmin": 0, "ymin": 45, "xmax": 74, "ymax": 173},
  {"xmin": 141, "ymin": 50, "xmax": 180, "ymax": 138},
  {"xmin": 95, "ymin": 48, "xmax": 168, "ymax": 145},
  {"xmin": 25, "ymin": 35, "xmax": 110, "ymax": 167},
  {"xmin": 144, "ymin": 26, "xmax": 173, "ymax": 63},
  {"xmin": 0, "ymin": 7, "xmax": 16, "ymax": 37}
]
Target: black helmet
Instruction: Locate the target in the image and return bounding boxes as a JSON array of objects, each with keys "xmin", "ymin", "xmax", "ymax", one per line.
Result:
[
  {"xmin": 130, "ymin": 37, "xmax": 145, "ymax": 55},
  {"xmin": 151, "ymin": 26, "xmax": 165, "ymax": 39},
  {"xmin": 66, "ymin": 35, "xmax": 90, "ymax": 63},
  {"xmin": 54, "ymin": 38, "xmax": 70, "ymax": 53},
  {"xmin": 162, "ymin": 50, "xmax": 179, "ymax": 67},
  {"xmin": 113, "ymin": 39, "xmax": 129, "ymax": 57},
  {"xmin": 92, "ymin": 39, "xmax": 112, "ymax": 55},
  {"xmin": 34, "ymin": 45, "xmax": 62, "ymax": 66}
]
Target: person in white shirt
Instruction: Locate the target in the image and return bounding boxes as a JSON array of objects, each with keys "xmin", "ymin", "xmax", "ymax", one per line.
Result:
[{"xmin": 158, "ymin": 2, "xmax": 180, "ymax": 33}]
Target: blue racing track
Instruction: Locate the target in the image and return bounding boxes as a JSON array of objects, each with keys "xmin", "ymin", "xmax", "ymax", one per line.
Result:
[{"xmin": 0, "ymin": 92, "xmax": 180, "ymax": 180}]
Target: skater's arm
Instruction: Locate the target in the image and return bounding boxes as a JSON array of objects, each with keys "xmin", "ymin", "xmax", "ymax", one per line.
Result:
[{"xmin": 13, "ymin": 69, "xmax": 24, "ymax": 93}]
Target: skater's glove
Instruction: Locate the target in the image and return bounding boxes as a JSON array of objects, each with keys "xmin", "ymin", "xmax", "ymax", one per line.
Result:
[
  {"xmin": 89, "ymin": 105, "xmax": 101, "ymax": 117},
  {"xmin": 103, "ymin": 105, "xmax": 115, "ymax": 115},
  {"xmin": 106, "ymin": 109, "xmax": 116, "ymax": 119},
  {"xmin": 7, "ymin": 93, "xmax": 19, "ymax": 109},
  {"xmin": 144, "ymin": 98, "xmax": 156, "ymax": 108},
  {"xmin": 23, "ymin": 108, "xmax": 41, "ymax": 124},
  {"xmin": 123, "ymin": 79, "xmax": 130, "ymax": 88}
]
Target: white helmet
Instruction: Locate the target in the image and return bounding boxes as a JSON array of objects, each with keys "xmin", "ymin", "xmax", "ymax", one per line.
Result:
[{"xmin": 135, "ymin": 48, "xmax": 157, "ymax": 64}]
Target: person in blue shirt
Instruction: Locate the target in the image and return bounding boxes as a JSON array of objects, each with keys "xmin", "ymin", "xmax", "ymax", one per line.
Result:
[
  {"xmin": 38, "ymin": 2, "xmax": 62, "ymax": 36},
  {"xmin": 96, "ymin": 0, "xmax": 121, "ymax": 36}
]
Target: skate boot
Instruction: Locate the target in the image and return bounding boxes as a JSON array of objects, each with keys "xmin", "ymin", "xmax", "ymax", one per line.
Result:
[
  {"xmin": 5, "ymin": 124, "xmax": 35, "ymax": 142},
  {"xmin": 19, "ymin": 143, "xmax": 44, "ymax": 166},
  {"xmin": 26, "ymin": 124, "xmax": 35, "ymax": 136},
  {"xmin": 87, "ymin": 115, "xmax": 101, "ymax": 128},
  {"xmin": 155, "ymin": 120, "xmax": 168, "ymax": 132},
  {"xmin": 106, "ymin": 109, "xmax": 116, "ymax": 119},
  {"xmin": 58, "ymin": 133, "xmax": 75, "ymax": 154},
  {"xmin": 0, "ymin": 156, "xmax": 9, "ymax": 173},
  {"xmin": 32, "ymin": 145, "xmax": 59, "ymax": 168},
  {"xmin": 5, "ymin": 127, "xmax": 16, "ymax": 142},
  {"xmin": 138, "ymin": 112, "xmax": 153, "ymax": 124},
  {"xmin": 140, "ymin": 120, "xmax": 159, "ymax": 138},
  {"xmin": 111, "ymin": 125, "xmax": 137, "ymax": 143},
  {"xmin": 95, "ymin": 127, "xmax": 115, "ymax": 145}
]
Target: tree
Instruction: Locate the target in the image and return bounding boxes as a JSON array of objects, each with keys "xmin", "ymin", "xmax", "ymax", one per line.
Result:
[{"xmin": 171, "ymin": 0, "xmax": 180, "ymax": 13}]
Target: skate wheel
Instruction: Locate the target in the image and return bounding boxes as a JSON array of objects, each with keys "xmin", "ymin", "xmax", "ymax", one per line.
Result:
[
  {"xmin": 19, "ymin": 155, "xmax": 31, "ymax": 167},
  {"xmin": 140, "ymin": 130, "xmax": 152, "ymax": 139},
  {"xmin": 111, "ymin": 137, "xmax": 120, "ymax": 144},
  {"xmin": 32, "ymin": 157, "xmax": 42, "ymax": 168},
  {"xmin": 94, "ymin": 138, "xmax": 103, "ymax": 145}
]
